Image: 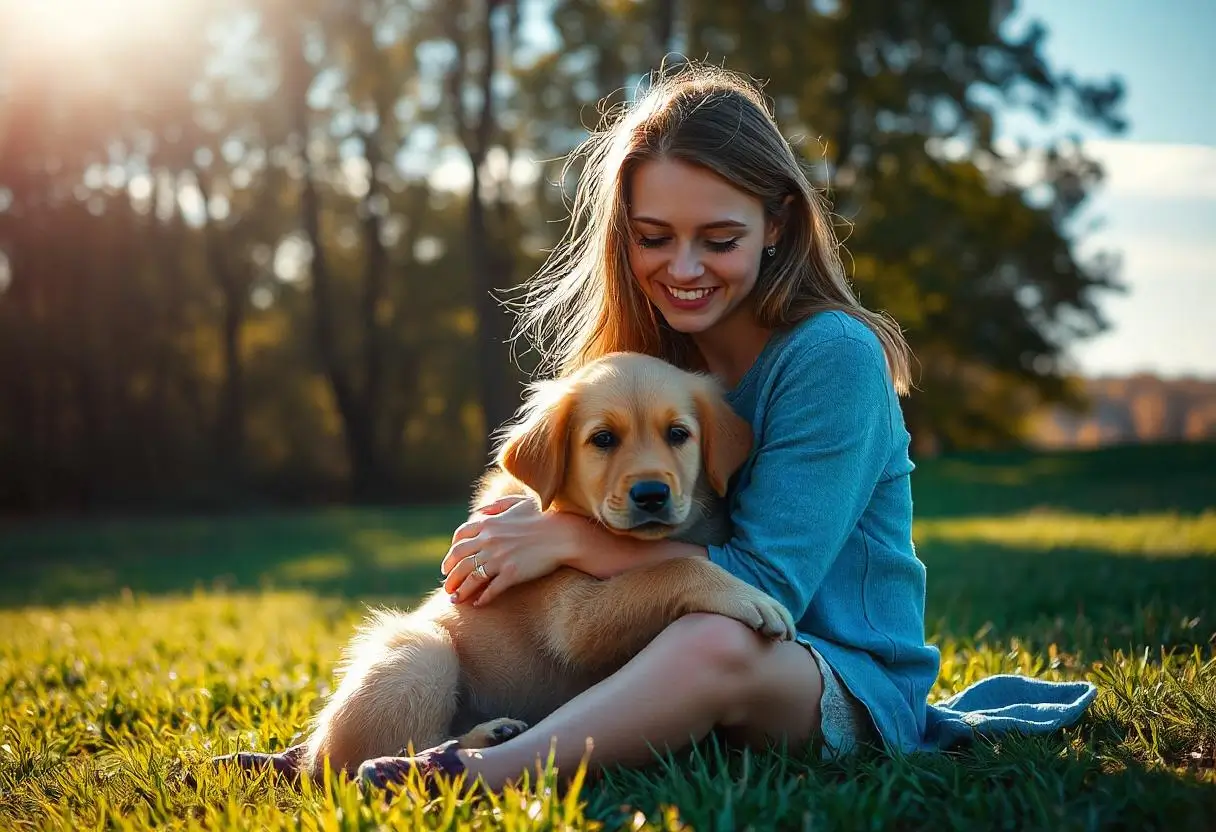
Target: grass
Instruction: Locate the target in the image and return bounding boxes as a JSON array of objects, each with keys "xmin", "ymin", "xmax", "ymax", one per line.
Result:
[{"xmin": 1, "ymin": 441, "xmax": 1215, "ymax": 830}]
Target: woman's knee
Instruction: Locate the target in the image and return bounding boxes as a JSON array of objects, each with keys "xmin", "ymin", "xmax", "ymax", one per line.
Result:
[
  {"xmin": 658, "ymin": 613, "xmax": 768, "ymax": 680},
  {"xmin": 645, "ymin": 613, "xmax": 822, "ymax": 739}
]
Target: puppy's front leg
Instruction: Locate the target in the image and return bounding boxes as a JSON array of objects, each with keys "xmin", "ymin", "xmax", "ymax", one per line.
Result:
[{"xmin": 542, "ymin": 558, "xmax": 795, "ymax": 671}]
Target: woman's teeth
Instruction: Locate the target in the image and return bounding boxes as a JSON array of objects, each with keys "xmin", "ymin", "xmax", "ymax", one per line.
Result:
[{"xmin": 665, "ymin": 285, "xmax": 715, "ymax": 301}]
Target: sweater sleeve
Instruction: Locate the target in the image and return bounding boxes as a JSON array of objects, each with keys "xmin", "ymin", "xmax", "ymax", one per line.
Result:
[{"xmin": 706, "ymin": 332, "xmax": 894, "ymax": 622}]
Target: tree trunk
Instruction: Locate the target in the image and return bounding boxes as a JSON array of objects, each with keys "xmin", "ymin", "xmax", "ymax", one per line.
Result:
[
  {"xmin": 455, "ymin": 0, "xmax": 521, "ymax": 458},
  {"xmin": 297, "ymin": 139, "xmax": 384, "ymax": 499},
  {"xmin": 358, "ymin": 128, "xmax": 388, "ymax": 432},
  {"xmin": 194, "ymin": 169, "xmax": 247, "ymax": 484},
  {"xmin": 468, "ymin": 163, "xmax": 519, "ymax": 444},
  {"xmin": 653, "ymin": 0, "xmax": 677, "ymax": 65},
  {"xmin": 217, "ymin": 282, "xmax": 246, "ymax": 478},
  {"xmin": 281, "ymin": 29, "xmax": 386, "ymax": 498}
]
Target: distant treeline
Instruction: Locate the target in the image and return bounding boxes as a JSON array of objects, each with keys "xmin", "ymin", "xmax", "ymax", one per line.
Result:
[{"xmin": 1030, "ymin": 375, "xmax": 1216, "ymax": 449}]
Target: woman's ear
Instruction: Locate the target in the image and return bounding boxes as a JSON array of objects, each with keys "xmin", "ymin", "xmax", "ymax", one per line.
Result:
[
  {"xmin": 693, "ymin": 386, "xmax": 753, "ymax": 497},
  {"xmin": 765, "ymin": 194, "xmax": 795, "ymax": 248},
  {"xmin": 498, "ymin": 381, "xmax": 574, "ymax": 510}
]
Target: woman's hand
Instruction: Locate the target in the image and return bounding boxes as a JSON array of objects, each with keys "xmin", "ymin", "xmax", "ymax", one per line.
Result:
[{"xmin": 440, "ymin": 495, "xmax": 591, "ymax": 607}]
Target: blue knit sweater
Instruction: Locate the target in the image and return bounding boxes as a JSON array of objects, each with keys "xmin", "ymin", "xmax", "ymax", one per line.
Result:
[{"xmin": 705, "ymin": 310, "xmax": 1096, "ymax": 752}]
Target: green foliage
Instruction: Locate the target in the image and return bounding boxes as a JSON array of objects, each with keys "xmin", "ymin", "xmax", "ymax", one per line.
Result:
[
  {"xmin": 0, "ymin": 0, "xmax": 1127, "ymax": 506},
  {"xmin": 2, "ymin": 444, "xmax": 1214, "ymax": 829}
]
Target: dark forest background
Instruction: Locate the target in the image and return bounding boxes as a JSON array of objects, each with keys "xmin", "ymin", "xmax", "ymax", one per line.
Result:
[{"xmin": 0, "ymin": 0, "xmax": 1134, "ymax": 513}]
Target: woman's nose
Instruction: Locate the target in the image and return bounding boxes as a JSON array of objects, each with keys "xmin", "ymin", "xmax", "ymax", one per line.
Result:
[{"xmin": 666, "ymin": 243, "xmax": 704, "ymax": 280}]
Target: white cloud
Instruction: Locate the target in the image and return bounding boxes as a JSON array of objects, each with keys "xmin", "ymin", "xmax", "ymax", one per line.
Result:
[
  {"xmin": 929, "ymin": 137, "xmax": 1216, "ymax": 202},
  {"xmin": 1083, "ymin": 140, "xmax": 1216, "ymax": 201},
  {"xmin": 1078, "ymin": 232, "xmax": 1216, "ymax": 278}
]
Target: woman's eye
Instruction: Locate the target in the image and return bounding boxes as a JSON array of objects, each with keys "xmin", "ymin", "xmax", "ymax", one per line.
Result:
[
  {"xmin": 635, "ymin": 236, "xmax": 739, "ymax": 253},
  {"xmin": 667, "ymin": 425, "xmax": 691, "ymax": 445},
  {"xmin": 590, "ymin": 430, "xmax": 617, "ymax": 449}
]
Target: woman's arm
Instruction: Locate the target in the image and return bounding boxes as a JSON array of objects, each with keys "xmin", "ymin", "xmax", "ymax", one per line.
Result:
[
  {"xmin": 704, "ymin": 329, "xmax": 898, "ymax": 624},
  {"xmin": 562, "ymin": 518, "xmax": 707, "ymax": 580},
  {"xmin": 441, "ymin": 496, "xmax": 707, "ymax": 606}
]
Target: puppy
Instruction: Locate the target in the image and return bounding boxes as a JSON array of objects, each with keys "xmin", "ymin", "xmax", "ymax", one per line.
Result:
[{"xmin": 298, "ymin": 352, "xmax": 795, "ymax": 779}]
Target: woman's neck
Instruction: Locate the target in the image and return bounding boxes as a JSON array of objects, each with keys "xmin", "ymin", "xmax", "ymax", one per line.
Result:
[{"xmin": 692, "ymin": 311, "xmax": 773, "ymax": 390}]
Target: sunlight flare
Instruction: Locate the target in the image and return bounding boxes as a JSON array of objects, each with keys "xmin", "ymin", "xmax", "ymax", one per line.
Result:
[{"xmin": 5, "ymin": 0, "xmax": 194, "ymax": 56}]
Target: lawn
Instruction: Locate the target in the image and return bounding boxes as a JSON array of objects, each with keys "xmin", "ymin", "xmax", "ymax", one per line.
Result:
[{"xmin": 2, "ymin": 442, "xmax": 1215, "ymax": 830}]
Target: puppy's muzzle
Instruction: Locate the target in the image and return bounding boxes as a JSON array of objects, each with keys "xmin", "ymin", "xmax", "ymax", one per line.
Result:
[{"xmin": 627, "ymin": 480, "xmax": 678, "ymax": 527}]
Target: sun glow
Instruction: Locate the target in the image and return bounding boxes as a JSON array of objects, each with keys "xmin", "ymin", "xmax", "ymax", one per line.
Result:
[{"xmin": 4, "ymin": 0, "xmax": 192, "ymax": 57}]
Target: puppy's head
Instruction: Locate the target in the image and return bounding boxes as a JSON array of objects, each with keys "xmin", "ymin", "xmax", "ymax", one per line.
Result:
[{"xmin": 497, "ymin": 353, "xmax": 752, "ymax": 539}]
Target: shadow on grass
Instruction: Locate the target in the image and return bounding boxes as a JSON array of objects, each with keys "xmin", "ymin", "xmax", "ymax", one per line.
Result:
[
  {"xmin": 584, "ymin": 725, "xmax": 1216, "ymax": 830},
  {"xmin": 0, "ymin": 505, "xmax": 469, "ymax": 609},
  {"xmin": 2, "ymin": 506, "xmax": 1214, "ymax": 663},
  {"xmin": 911, "ymin": 441, "xmax": 1216, "ymax": 519},
  {"xmin": 919, "ymin": 539, "xmax": 1216, "ymax": 654}
]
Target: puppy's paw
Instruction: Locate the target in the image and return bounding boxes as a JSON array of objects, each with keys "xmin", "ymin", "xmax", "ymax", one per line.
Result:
[
  {"xmin": 754, "ymin": 592, "xmax": 797, "ymax": 641},
  {"xmin": 709, "ymin": 585, "xmax": 797, "ymax": 642},
  {"xmin": 456, "ymin": 717, "xmax": 530, "ymax": 749}
]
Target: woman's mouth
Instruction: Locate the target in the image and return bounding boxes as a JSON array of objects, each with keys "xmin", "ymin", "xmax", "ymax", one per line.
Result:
[{"xmin": 661, "ymin": 284, "xmax": 718, "ymax": 310}]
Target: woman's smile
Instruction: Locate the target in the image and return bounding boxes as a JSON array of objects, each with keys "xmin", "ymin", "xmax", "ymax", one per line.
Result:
[{"xmin": 661, "ymin": 283, "xmax": 719, "ymax": 310}]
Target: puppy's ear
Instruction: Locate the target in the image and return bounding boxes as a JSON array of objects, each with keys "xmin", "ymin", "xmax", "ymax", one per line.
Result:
[
  {"xmin": 497, "ymin": 381, "xmax": 574, "ymax": 510},
  {"xmin": 693, "ymin": 385, "xmax": 753, "ymax": 497}
]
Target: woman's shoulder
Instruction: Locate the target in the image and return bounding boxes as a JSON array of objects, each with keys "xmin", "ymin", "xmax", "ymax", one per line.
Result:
[
  {"xmin": 732, "ymin": 309, "xmax": 894, "ymax": 415},
  {"xmin": 750, "ymin": 309, "xmax": 904, "ymax": 458},
  {"xmin": 774, "ymin": 309, "xmax": 888, "ymax": 376}
]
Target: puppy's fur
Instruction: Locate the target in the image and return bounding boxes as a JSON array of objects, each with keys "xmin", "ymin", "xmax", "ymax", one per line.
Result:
[{"xmin": 299, "ymin": 352, "xmax": 796, "ymax": 779}]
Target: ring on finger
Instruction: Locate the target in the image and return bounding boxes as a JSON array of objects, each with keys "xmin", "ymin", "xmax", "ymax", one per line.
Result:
[{"xmin": 472, "ymin": 554, "xmax": 489, "ymax": 580}]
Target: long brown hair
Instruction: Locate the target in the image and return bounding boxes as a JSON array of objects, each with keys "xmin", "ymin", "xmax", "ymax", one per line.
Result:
[{"xmin": 508, "ymin": 62, "xmax": 912, "ymax": 394}]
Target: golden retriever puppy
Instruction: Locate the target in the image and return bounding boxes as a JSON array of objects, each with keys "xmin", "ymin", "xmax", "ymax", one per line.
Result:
[{"xmin": 298, "ymin": 352, "xmax": 795, "ymax": 779}]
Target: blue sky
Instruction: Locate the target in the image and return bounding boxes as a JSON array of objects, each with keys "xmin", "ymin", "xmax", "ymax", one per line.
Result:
[{"xmin": 1004, "ymin": 0, "xmax": 1216, "ymax": 378}]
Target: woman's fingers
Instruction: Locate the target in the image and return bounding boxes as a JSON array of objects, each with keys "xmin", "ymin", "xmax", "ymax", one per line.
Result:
[
  {"xmin": 443, "ymin": 522, "xmax": 485, "ymax": 575},
  {"xmin": 471, "ymin": 494, "xmax": 530, "ymax": 516},
  {"xmin": 442, "ymin": 495, "xmax": 540, "ymax": 600},
  {"xmin": 443, "ymin": 497, "xmax": 530, "ymax": 574},
  {"xmin": 448, "ymin": 554, "xmax": 493, "ymax": 602},
  {"xmin": 443, "ymin": 536, "xmax": 487, "ymax": 587},
  {"xmin": 449, "ymin": 517, "xmax": 482, "ymax": 546},
  {"xmin": 443, "ymin": 544, "xmax": 483, "ymax": 593},
  {"xmin": 471, "ymin": 560, "xmax": 519, "ymax": 607},
  {"xmin": 471, "ymin": 574, "xmax": 509, "ymax": 607},
  {"xmin": 446, "ymin": 548, "xmax": 521, "ymax": 605}
]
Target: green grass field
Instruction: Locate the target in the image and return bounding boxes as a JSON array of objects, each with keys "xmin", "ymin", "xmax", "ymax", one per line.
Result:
[{"xmin": 2, "ymin": 443, "xmax": 1215, "ymax": 830}]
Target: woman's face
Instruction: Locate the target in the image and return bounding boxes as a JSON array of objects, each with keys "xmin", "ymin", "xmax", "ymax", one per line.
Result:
[{"xmin": 626, "ymin": 157, "xmax": 777, "ymax": 338}]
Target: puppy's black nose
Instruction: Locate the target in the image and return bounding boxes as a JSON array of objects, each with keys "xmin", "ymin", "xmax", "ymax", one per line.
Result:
[{"xmin": 629, "ymin": 481, "xmax": 670, "ymax": 514}]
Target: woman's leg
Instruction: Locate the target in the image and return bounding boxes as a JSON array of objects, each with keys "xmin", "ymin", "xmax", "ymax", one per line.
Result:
[{"xmin": 362, "ymin": 613, "xmax": 824, "ymax": 792}]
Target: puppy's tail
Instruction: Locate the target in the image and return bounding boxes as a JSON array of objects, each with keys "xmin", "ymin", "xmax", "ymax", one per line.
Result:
[{"xmin": 303, "ymin": 608, "xmax": 461, "ymax": 778}]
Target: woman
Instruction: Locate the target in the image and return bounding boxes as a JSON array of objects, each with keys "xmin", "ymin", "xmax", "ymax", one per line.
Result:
[{"xmin": 359, "ymin": 61, "xmax": 940, "ymax": 792}]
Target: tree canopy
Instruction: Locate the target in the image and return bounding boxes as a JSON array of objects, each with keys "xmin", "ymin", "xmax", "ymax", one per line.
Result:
[{"xmin": 0, "ymin": 0, "xmax": 1126, "ymax": 511}]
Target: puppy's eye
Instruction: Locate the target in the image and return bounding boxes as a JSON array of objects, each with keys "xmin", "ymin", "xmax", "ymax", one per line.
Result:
[
  {"xmin": 589, "ymin": 430, "xmax": 617, "ymax": 449},
  {"xmin": 667, "ymin": 425, "xmax": 691, "ymax": 445}
]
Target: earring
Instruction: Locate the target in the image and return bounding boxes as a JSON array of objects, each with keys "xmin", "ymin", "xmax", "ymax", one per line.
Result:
[{"xmin": 765, "ymin": 245, "xmax": 776, "ymax": 257}]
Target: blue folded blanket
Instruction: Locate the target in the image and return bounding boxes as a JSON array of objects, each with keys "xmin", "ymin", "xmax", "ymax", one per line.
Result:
[{"xmin": 922, "ymin": 674, "xmax": 1099, "ymax": 749}]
